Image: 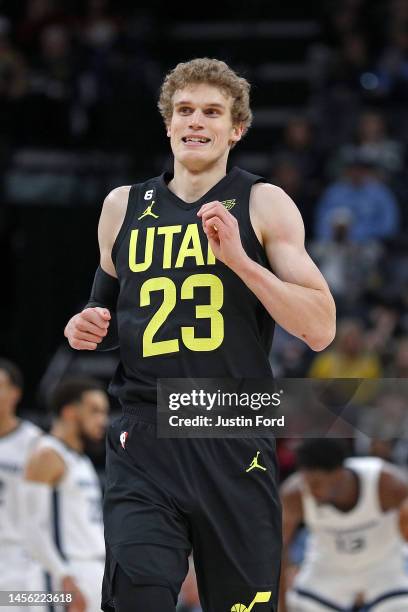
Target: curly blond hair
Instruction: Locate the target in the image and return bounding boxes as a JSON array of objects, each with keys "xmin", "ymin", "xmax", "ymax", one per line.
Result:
[{"xmin": 158, "ymin": 58, "xmax": 253, "ymax": 138}]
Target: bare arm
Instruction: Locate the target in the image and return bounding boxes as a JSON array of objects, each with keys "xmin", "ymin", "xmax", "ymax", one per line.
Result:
[
  {"xmin": 198, "ymin": 184, "xmax": 336, "ymax": 351},
  {"xmin": 378, "ymin": 464, "xmax": 408, "ymax": 539},
  {"xmin": 278, "ymin": 474, "xmax": 304, "ymax": 612},
  {"xmin": 248, "ymin": 184, "xmax": 336, "ymax": 351},
  {"xmin": 25, "ymin": 446, "xmax": 66, "ymax": 484},
  {"xmin": 64, "ymin": 186, "xmax": 130, "ymax": 350},
  {"xmin": 24, "ymin": 448, "xmax": 87, "ymax": 611},
  {"xmin": 98, "ymin": 185, "xmax": 131, "ymax": 277}
]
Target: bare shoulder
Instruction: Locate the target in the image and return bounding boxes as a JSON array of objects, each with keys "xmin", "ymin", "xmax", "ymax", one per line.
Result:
[
  {"xmin": 99, "ymin": 185, "xmax": 132, "ymax": 234},
  {"xmin": 379, "ymin": 462, "xmax": 408, "ymax": 511},
  {"xmin": 99, "ymin": 185, "xmax": 131, "ymax": 275},
  {"xmin": 250, "ymin": 182, "xmax": 304, "ymax": 243},
  {"xmin": 25, "ymin": 446, "xmax": 66, "ymax": 485},
  {"xmin": 280, "ymin": 472, "xmax": 303, "ymax": 503}
]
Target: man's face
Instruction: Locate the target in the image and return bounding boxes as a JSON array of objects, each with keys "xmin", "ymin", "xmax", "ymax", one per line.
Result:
[
  {"xmin": 0, "ymin": 370, "xmax": 21, "ymax": 420},
  {"xmin": 76, "ymin": 390, "xmax": 109, "ymax": 442},
  {"xmin": 167, "ymin": 83, "xmax": 243, "ymax": 171},
  {"xmin": 301, "ymin": 468, "xmax": 341, "ymax": 504}
]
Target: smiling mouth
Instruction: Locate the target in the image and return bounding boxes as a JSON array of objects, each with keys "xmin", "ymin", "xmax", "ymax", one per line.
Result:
[{"xmin": 182, "ymin": 137, "xmax": 211, "ymax": 144}]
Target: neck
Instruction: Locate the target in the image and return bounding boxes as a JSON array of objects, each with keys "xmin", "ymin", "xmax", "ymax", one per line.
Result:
[
  {"xmin": 0, "ymin": 414, "xmax": 19, "ymax": 437},
  {"xmin": 168, "ymin": 157, "xmax": 228, "ymax": 203},
  {"xmin": 51, "ymin": 422, "xmax": 83, "ymax": 453}
]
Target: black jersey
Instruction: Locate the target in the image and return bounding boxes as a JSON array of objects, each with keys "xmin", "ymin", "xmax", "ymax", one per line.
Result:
[{"xmin": 109, "ymin": 166, "xmax": 275, "ymax": 405}]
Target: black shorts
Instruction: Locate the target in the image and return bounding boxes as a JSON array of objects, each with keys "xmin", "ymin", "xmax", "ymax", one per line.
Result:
[{"xmin": 102, "ymin": 407, "xmax": 282, "ymax": 612}]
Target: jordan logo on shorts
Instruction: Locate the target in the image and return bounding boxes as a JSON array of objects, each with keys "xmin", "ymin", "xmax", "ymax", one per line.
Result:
[
  {"xmin": 120, "ymin": 431, "xmax": 128, "ymax": 449},
  {"xmin": 138, "ymin": 201, "xmax": 159, "ymax": 220},
  {"xmin": 246, "ymin": 451, "xmax": 266, "ymax": 473},
  {"xmin": 231, "ymin": 590, "xmax": 271, "ymax": 610}
]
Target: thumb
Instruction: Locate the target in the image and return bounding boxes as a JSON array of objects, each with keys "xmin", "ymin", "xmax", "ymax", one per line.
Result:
[{"xmin": 95, "ymin": 307, "xmax": 111, "ymax": 320}]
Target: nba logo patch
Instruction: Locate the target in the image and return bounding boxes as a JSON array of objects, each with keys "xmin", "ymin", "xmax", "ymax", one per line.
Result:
[{"xmin": 120, "ymin": 431, "xmax": 128, "ymax": 449}]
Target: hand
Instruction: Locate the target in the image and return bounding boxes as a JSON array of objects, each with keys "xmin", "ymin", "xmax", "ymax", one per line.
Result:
[
  {"xmin": 64, "ymin": 307, "xmax": 110, "ymax": 350},
  {"xmin": 197, "ymin": 201, "xmax": 248, "ymax": 271},
  {"xmin": 62, "ymin": 575, "xmax": 87, "ymax": 612}
]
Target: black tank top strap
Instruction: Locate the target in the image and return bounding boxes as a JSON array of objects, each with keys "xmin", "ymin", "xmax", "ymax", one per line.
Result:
[
  {"xmin": 232, "ymin": 169, "xmax": 271, "ymax": 269},
  {"xmin": 112, "ymin": 184, "xmax": 139, "ymax": 266}
]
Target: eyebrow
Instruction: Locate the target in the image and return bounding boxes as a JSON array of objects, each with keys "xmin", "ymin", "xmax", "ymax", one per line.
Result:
[{"xmin": 174, "ymin": 101, "xmax": 226, "ymax": 109}]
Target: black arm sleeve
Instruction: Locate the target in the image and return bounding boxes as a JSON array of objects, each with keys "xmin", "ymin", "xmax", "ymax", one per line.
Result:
[{"xmin": 85, "ymin": 266, "xmax": 120, "ymax": 351}]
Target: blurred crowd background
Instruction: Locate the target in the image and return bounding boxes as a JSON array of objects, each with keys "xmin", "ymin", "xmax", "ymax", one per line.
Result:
[{"xmin": 1, "ymin": 1, "xmax": 408, "ymax": 609}]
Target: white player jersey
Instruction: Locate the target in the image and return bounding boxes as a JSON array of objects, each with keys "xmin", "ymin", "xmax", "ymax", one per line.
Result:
[
  {"xmin": 301, "ymin": 457, "xmax": 405, "ymax": 571},
  {"xmin": 35, "ymin": 435, "xmax": 105, "ymax": 561},
  {"xmin": 0, "ymin": 420, "xmax": 42, "ymax": 545}
]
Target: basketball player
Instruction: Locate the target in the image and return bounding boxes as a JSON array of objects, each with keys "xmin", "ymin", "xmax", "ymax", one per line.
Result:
[
  {"xmin": 23, "ymin": 378, "xmax": 109, "ymax": 612},
  {"xmin": 280, "ymin": 439, "xmax": 408, "ymax": 612},
  {"xmin": 0, "ymin": 359, "xmax": 43, "ymax": 610},
  {"xmin": 64, "ymin": 58, "xmax": 336, "ymax": 612}
]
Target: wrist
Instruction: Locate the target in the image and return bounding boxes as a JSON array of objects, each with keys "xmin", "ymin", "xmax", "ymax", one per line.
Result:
[
  {"xmin": 229, "ymin": 251, "xmax": 255, "ymax": 277},
  {"xmin": 53, "ymin": 563, "xmax": 71, "ymax": 584}
]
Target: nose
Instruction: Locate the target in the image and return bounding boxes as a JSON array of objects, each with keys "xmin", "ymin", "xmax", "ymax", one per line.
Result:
[{"xmin": 189, "ymin": 109, "xmax": 204, "ymax": 129}]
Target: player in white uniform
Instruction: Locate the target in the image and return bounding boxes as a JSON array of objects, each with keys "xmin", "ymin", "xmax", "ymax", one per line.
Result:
[
  {"xmin": 279, "ymin": 439, "xmax": 408, "ymax": 612},
  {"xmin": 23, "ymin": 377, "xmax": 109, "ymax": 612},
  {"xmin": 0, "ymin": 359, "xmax": 43, "ymax": 610}
]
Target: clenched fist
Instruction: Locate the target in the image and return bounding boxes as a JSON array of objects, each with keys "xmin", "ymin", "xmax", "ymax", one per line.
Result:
[
  {"xmin": 64, "ymin": 307, "xmax": 111, "ymax": 350},
  {"xmin": 197, "ymin": 200, "xmax": 249, "ymax": 271}
]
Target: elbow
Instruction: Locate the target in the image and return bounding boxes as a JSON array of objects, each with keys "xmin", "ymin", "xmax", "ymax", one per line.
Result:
[
  {"xmin": 307, "ymin": 321, "xmax": 336, "ymax": 353},
  {"xmin": 309, "ymin": 292, "xmax": 336, "ymax": 352}
]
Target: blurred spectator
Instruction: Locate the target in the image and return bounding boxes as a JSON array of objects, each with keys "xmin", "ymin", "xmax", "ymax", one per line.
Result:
[
  {"xmin": 387, "ymin": 336, "xmax": 408, "ymax": 377},
  {"xmin": 328, "ymin": 33, "xmax": 372, "ymax": 96},
  {"xmin": 330, "ymin": 111, "xmax": 404, "ymax": 177},
  {"xmin": 17, "ymin": 0, "xmax": 72, "ymax": 55},
  {"xmin": 310, "ymin": 217, "xmax": 382, "ymax": 311},
  {"xmin": 272, "ymin": 337, "xmax": 311, "ymax": 378},
  {"xmin": 308, "ymin": 318, "xmax": 382, "ymax": 378},
  {"xmin": 80, "ymin": 0, "xmax": 119, "ymax": 49},
  {"xmin": 356, "ymin": 393, "xmax": 408, "ymax": 459},
  {"xmin": 0, "ymin": 17, "xmax": 27, "ymax": 100},
  {"xmin": 270, "ymin": 155, "xmax": 316, "ymax": 236},
  {"xmin": 22, "ymin": 24, "xmax": 78, "ymax": 145},
  {"xmin": 365, "ymin": 304, "xmax": 399, "ymax": 356},
  {"xmin": 280, "ymin": 117, "xmax": 322, "ymax": 188},
  {"xmin": 328, "ymin": 3, "xmax": 363, "ymax": 41},
  {"xmin": 377, "ymin": 25, "xmax": 408, "ymax": 103},
  {"xmin": 315, "ymin": 148, "xmax": 400, "ymax": 242},
  {"xmin": 0, "ymin": 16, "xmax": 27, "ymax": 153}
]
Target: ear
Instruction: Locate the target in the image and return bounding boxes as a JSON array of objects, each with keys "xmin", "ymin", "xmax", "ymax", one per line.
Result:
[
  {"xmin": 166, "ymin": 124, "xmax": 171, "ymax": 138},
  {"xmin": 12, "ymin": 387, "xmax": 22, "ymax": 405},
  {"xmin": 230, "ymin": 123, "xmax": 244, "ymax": 144},
  {"xmin": 61, "ymin": 403, "xmax": 78, "ymax": 422}
]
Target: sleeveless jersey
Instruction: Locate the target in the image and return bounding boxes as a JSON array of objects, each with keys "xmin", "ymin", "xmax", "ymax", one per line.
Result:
[
  {"xmin": 0, "ymin": 420, "xmax": 42, "ymax": 546},
  {"xmin": 35, "ymin": 436, "xmax": 105, "ymax": 560},
  {"xmin": 110, "ymin": 166, "xmax": 274, "ymax": 405},
  {"xmin": 300, "ymin": 457, "xmax": 405, "ymax": 571}
]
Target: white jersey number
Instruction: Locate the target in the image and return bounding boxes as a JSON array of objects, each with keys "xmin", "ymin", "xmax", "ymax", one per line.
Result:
[{"xmin": 335, "ymin": 533, "xmax": 366, "ymax": 554}]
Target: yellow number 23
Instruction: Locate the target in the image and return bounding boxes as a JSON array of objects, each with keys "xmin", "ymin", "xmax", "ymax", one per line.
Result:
[{"xmin": 140, "ymin": 273, "xmax": 224, "ymax": 357}]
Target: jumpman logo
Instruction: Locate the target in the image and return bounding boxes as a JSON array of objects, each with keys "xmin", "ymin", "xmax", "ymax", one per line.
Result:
[
  {"xmin": 138, "ymin": 201, "xmax": 159, "ymax": 220},
  {"xmin": 245, "ymin": 451, "xmax": 266, "ymax": 473}
]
